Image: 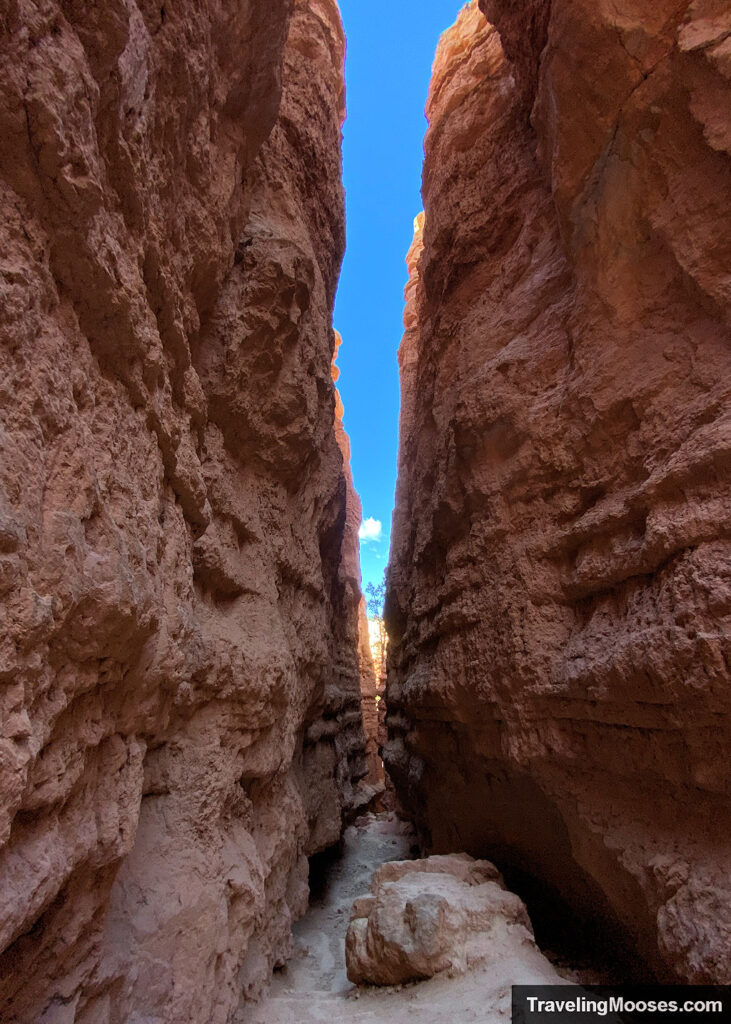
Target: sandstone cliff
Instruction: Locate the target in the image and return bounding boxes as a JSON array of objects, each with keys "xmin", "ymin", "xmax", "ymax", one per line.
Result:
[
  {"xmin": 387, "ymin": 0, "xmax": 731, "ymax": 984},
  {"xmin": 0, "ymin": 0, "xmax": 367, "ymax": 1021}
]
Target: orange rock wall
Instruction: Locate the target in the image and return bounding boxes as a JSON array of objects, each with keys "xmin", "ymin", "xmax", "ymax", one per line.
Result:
[
  {"xmin": 0, "ymin": 1, "xmax": 367, "ymax": 1021},
  {"xmin": 387, "ymin": 0, "xmax": 731, "ymax": 983}
]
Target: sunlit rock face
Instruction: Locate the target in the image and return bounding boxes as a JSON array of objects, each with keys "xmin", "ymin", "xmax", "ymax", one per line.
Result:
[
  {"xmin": 0, "ymin": 0, "xmax": 367, "ymax": 1020},
  {"xmin": 386, "ymin": 0, "xmax": 731, "ymax": 984}
]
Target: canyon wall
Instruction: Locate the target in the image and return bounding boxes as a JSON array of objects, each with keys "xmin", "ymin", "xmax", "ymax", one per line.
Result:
[
  {"xmin": 387, "ymin": 0, "xmax": 731, "ymax": 984},
  {"xmin": 0, "ymin": 1, "xmax": 367, "ymax": 1021}
]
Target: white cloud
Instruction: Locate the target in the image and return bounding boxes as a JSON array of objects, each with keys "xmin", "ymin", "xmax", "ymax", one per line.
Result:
[{"xmin": 358, "ymin": 517, "xmax": 382, "ymax": 543}]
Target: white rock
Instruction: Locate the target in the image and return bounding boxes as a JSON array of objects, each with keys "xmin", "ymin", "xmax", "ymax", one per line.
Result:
[{"xmin": 345, "ymin": 853, "xmax": 537, "ymax": 986}]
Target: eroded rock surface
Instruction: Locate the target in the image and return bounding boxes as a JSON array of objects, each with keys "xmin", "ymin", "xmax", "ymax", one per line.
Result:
[
  {"xmin": 345, "ymin": 853, "xmax": 540, "ymax": 986},
  {"xmin": 387, "ymin": 0, "xmax": 731, "ymax": 984},
  {"xmin": 0, "ymin": 1, "xmax": 366, "ymax": 1021}
]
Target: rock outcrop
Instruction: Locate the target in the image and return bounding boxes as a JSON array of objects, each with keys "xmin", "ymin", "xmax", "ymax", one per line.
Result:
[
  {"xmin": 358, "ymin": 600, "xmax": 384, "ymax": 790},
  {"xmin": 387, "ymin": 0, "xmax": 731, "ymax": 985},
  {"xmin": 345, "ymin": 853, "xmax": 545, "ymax": 986},
  {"xmin": 0, "ymin": 1, "xmax": 367, "ymax": 1021}
]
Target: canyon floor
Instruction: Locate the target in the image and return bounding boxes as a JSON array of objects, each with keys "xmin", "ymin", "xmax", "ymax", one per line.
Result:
[{"xmin": 246, "ymin": 812, "xmax": 565, "ymax": 1024}]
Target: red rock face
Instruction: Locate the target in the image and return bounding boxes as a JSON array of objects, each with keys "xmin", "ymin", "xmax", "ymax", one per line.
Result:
[
  {"xmin": 387, "ymin": 0, "xmax": 731, "ymax": 984},
  {"xmin": 0, "ymin": 0, "xmax": 367, "ymax": 1020}
]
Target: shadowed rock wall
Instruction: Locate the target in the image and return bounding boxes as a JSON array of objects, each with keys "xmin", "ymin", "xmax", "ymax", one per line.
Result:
[
  {"xmin": 386, "ymin": 0, "xmax": 731, "ymax": 983},
  {"xmin": 0, "ymin": 0, "xmax": 367, "ymax": 1020}
]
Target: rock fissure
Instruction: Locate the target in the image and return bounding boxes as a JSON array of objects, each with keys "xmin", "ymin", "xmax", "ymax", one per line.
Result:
[{"xmin": 0, "ymin": 0, "xmax": 729, "ymax": 1020}]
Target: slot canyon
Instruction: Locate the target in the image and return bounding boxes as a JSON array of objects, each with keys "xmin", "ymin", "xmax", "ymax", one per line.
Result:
[{"xmin": 0, "ymin": 1, "xmax": 728, "ymax": 1022}]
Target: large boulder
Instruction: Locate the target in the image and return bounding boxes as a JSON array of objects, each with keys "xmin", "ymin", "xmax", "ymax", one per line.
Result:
[{"xmin": 345, "ymin": 853, "xmax": 536, "ymax": 985}]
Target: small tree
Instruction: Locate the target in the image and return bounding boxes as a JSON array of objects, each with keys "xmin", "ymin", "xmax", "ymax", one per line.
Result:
[{"xmin": 365, "ymin": 577, "xmax": 388, "ymax": 683}]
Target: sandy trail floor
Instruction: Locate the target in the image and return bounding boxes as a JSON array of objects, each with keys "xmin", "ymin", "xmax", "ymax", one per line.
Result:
[{"xmin": 246, "ymin": 812, "xmax": 562, "ymax": 1024}]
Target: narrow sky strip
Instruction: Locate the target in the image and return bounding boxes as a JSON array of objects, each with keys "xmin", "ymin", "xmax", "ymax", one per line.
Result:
[{"xmin": 334, "ymin": 0, "xmax": 464, "ymax": 594}]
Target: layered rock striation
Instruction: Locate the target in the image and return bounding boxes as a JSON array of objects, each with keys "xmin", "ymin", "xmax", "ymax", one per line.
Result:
[
  {"xmin": 0, "ymin": 0, "xmax": 367, "ymax": 1021},
  {"xmin": 387, "ymin": 0, "xmax": 731, "ymax": 984}
]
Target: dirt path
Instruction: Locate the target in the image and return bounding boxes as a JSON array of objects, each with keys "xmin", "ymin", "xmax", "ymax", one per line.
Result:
[{"xmin": 247, "ymin": 812, "xmax": 562, "ymax": 1024}]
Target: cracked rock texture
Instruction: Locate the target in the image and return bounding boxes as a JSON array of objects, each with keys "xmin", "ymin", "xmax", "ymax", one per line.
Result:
[
  {"xmin": 0, "ymin": 0, "xmax": 367, "ymax": 1021},
  {"xmin": 387, "ymin": 0, "xmax": 731, "ymax": 985}
]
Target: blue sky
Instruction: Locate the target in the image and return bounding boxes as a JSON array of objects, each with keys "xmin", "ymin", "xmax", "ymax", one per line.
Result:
[{"xmin": 335, "ymin": 0, "xmax": 464, "ymax": 597}]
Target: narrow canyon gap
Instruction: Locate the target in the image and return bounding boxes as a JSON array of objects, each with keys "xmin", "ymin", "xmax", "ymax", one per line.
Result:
[{"xmin": 0, "ymin": 1, "xmax": 729, "ymax": 1023}]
